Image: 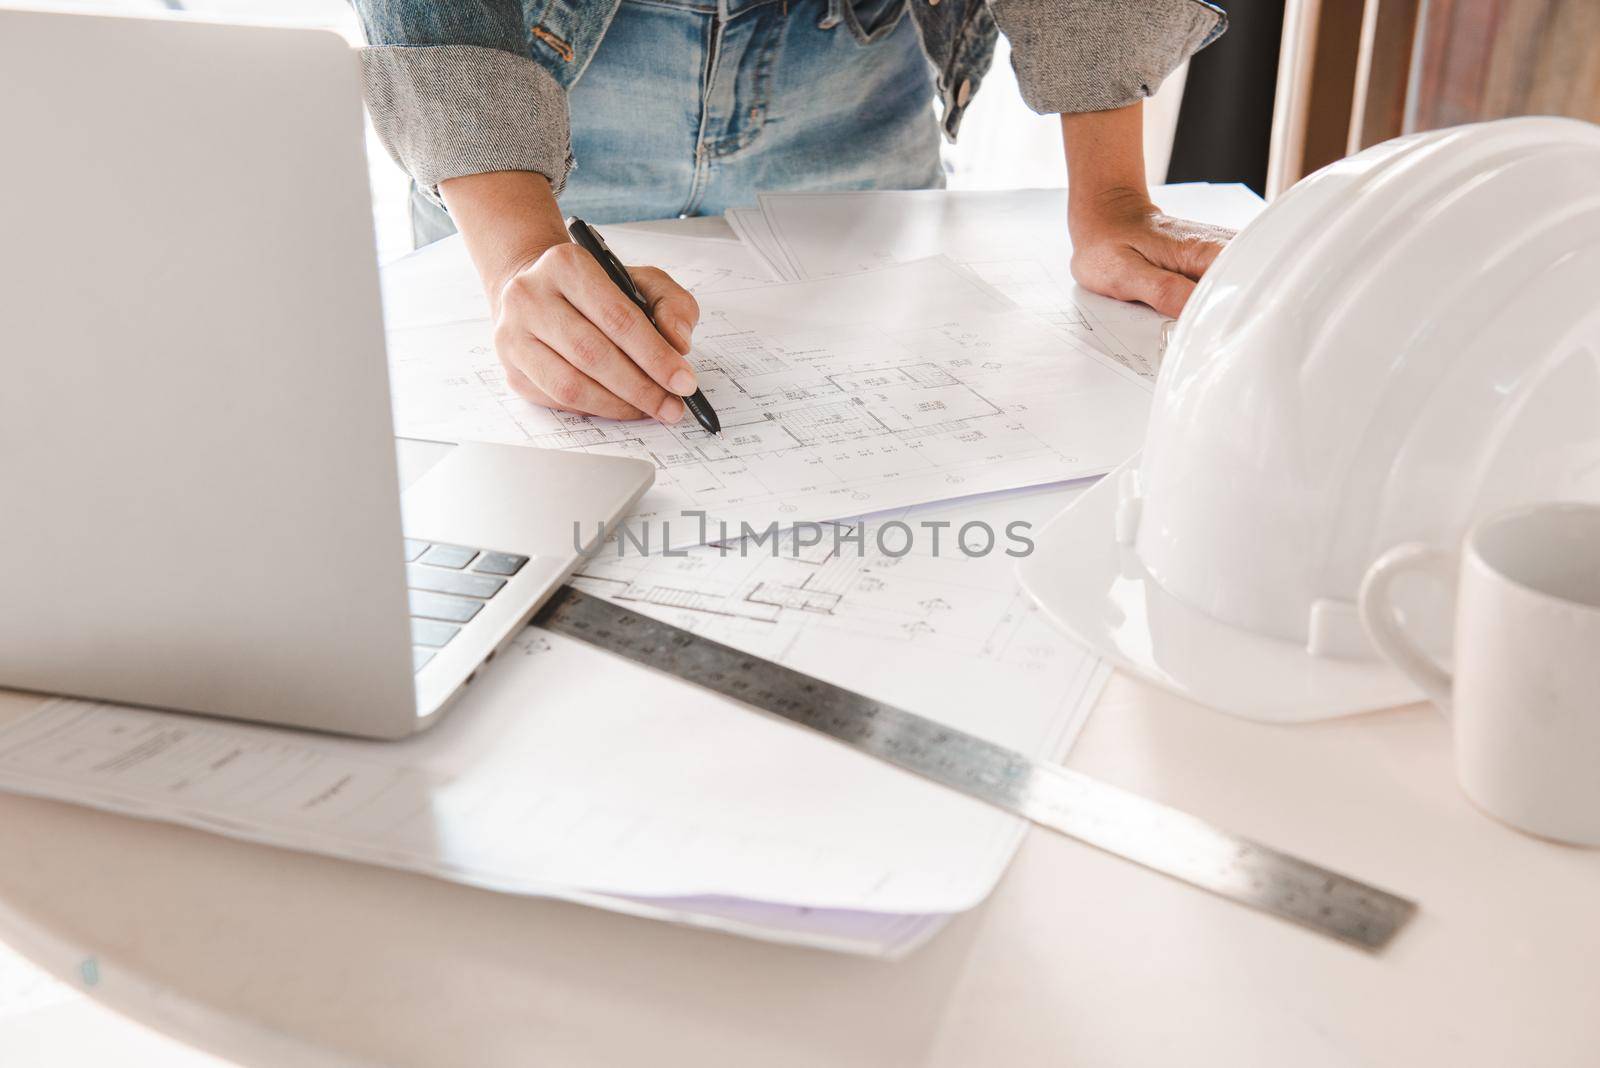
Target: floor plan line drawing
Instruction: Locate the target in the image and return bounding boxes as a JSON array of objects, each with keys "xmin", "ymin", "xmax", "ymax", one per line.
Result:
[
  {"xmin": 380, "ymin": 224, "xmax": 779, "ymax": 331},
  {"xmin": 568, "ymin": 480, "xmax": 1092, "ymax": 673},
  {"xmin": 748, "ymin": 187, "xmax": 1268, "ymax": 390},
  {"xmin": 0, "ymin": 481, "xmax": 1112, "ymax": 924},
  {"xmin": 386, "ymin": 258, "xmax": 1152, "ymax": 546}
]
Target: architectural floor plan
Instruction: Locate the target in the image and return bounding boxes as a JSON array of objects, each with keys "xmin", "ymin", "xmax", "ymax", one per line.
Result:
[
  {"xmin": 386, "ymin": 257, "xmax": 1150, "ymax": 544},
  {"xmin": 0, "ymin": 480, "xmax": 1104, "ymax": 940},
  {"xmin": 750, "ymin": 186, "xmax": 1269, "ymax": 386},
  {"xmin": 573, "ymin": 482, "xmax": 1086, "ymax": 674}
]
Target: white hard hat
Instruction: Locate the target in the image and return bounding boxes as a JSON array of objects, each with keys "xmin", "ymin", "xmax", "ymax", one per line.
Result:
[{"xmin": 1021, "ymin": 116, "xmax": 1600, "ymax": 722}]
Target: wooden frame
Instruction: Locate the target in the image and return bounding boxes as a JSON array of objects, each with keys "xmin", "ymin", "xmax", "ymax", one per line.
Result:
[
  {"xmin": 1266, "ymin": 0, "xmax": 1366, "ymax": 197},
  {"xmin": 1271, "ymin": 0, "xmax": 1600, "ymax": 196}
]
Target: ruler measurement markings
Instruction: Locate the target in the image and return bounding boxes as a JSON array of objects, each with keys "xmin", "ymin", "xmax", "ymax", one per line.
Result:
[{"xmin": 535, "ymin": 586, "xmax": 1416, "ymax": 951}]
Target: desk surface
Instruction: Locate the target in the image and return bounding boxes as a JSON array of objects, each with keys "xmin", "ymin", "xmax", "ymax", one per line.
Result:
[
  {"xmin": 6, "ymin": 213, "xmax": 1598, "ymax": 1066},
  {"xmin": 1, "ymin": 672, "xmax": 1596, "ymax": 1067}
]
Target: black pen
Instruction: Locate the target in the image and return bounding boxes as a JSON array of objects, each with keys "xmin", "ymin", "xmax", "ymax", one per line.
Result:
[{"xmin": 566, "ymin": 217, "xmax": 721, "ymax": 435}]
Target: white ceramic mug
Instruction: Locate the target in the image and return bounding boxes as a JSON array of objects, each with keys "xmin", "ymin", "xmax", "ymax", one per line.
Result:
[{"xmin": 1359, "ymin": 502, "xmax": 1600, "ymax": 845}]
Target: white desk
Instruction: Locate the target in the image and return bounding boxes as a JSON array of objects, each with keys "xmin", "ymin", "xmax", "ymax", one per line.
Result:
[
  {"xmin": 1, "ymin": 673, "xmax": 1597, "ymax": 1067},
  {"xmin": 5, "ymin": 213, "xmax": 1597, "ymax": 1065}
]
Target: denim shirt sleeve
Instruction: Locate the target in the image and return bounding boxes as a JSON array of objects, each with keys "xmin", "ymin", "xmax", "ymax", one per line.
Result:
[
  {"xmin": 989, "ymin": 0, "xmax": 1226, "ymax": 114},
  {"xmin": 351, "ymin": 0, "xmax": 574, "ymax": 199}
]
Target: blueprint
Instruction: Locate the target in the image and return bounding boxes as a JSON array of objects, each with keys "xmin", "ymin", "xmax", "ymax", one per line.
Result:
[
  {"xmin": 380, "ymin": 225, "xmax": 776, "ymax": 330},
  {"xmin": 0, "ymin": 482, "xmax": 1105, "ymax": 957},
  {"xmin": 755, "ymin": 185, "xmax": 1266, "ymax": 281},
  {"xmin": 573, "ymin": 481, "xmax": 1086, "ymax": 673},
  {"xmin": 726, "ymin": 207, "xmax": 793, "ymax": 281},
  {"xmin": 0, "ymin": 231, "xmax": 1118, "ymax": 959},
  {"xmin": 752, "ymin": 184, "xmax": 1269, "ymax": 385},
  {"xmin": 962, "ymin": 257, "xmax": 1169, "ymax": 382},
  {"xmin": 385, "ymin": 256, "xmax": 1150, "ymax": 546}
]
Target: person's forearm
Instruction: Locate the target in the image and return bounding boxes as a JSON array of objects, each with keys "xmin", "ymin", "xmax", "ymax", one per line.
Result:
[
  {"xmin": 440, "ymin": 170, "xmax": 571, "ymax": 310},
  {"xmin": 1059, "ymin": 102, "xmax": 1152, "ymax": 221},
  {"xmin": 355, "ymin": 0, "xmax": 577, "ymax": 201},
  {"xmin": 1057, "ymin": 100, "xmax": 1233, "ymax": 317},
  {"xmin": 438, "ymin": 170, "xmax": 702, "ymax": 424}
]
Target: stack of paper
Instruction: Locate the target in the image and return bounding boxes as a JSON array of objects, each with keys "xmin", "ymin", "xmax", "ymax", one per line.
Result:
[
  {"xmin": 0, "ymin": 187, "xmax": 1265, "ymax": 957},
  {"xmin": 386, "ymin": 249, "xmax": 1153, "ymax": 545},
  {"xmin": 0, "ymin": 479, "xmax": 1105, "ymax": 957},
  {"xmin": 734, "ymin": 183, "xmax": 1264, "ymax": 381}
]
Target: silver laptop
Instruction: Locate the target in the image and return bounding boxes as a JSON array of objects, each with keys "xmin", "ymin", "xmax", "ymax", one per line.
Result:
[{"xmin": 0, "ymin": 10, "xmax": 653, "ymax": 738}]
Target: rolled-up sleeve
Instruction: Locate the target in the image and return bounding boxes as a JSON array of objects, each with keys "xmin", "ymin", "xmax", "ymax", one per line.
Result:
[
  {"xmin": 989, "ymin": 0, "xmax": 1226, "ymax": 115},
  {"xmin": 352, "ymin": 1, "xmax": 572, "ymax": 198}
]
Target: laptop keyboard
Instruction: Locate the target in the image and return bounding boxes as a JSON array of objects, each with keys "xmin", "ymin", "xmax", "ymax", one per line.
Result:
[{"xmin": 402, "ymin": 539, "xmax": 528, "ymax": 672}]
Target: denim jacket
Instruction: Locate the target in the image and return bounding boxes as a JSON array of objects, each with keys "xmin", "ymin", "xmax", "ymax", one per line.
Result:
[{"xmin": 354, "ymin": 0, "xmax": 1224, "ymax": 196}]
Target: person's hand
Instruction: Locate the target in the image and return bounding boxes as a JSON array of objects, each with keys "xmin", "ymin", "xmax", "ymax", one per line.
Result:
[
  {"xmin": 438, "ymin": 170, "xmax": 702, "ymax": 423},
  {"xmin": 492, "ymin": 244, "xmax": 702, "ymax": 422},
  {"xmin": 1057, "ymin": 103, "xmax": 1234, "ymax": 319},
  {"xmin": 1068, "ymin": 187, "xmax": 1234, "ymax": 319}
]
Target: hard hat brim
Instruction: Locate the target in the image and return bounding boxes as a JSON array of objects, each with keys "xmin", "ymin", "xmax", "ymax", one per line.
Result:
[{"xmin": 1018, "ymin": 456, "xmax": 1425, "ymax": 722}]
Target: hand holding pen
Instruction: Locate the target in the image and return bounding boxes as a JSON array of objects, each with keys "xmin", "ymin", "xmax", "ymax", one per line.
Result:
[
  {"xmin": 437, "ymin": 168, "xmax": 711, "ymax": 425},
  {"xmin": 566, "ymin": 219, "xmax": 720, "ymax": 434}
]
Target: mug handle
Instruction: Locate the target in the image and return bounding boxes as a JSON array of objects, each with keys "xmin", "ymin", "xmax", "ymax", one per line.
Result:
[{"xmin": 1358, "ymin": 543, "xmax": 1456, "ymax": 712}]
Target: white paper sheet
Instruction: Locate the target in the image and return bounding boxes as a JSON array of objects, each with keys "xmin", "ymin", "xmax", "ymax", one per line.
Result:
[
  {"xmin": 751, "ymin": 184, "xmax": 1268, "ymax": 385},
  {"xmin": 0, "ymin": 482, "xmax": 1104, "ymax": 956},
  {"xmin": 725, "ymin": 207, "xmax": 797, "ymax": 281},
  {"xmin": 757, "ymin": 184, "xmax": 1265, "ymax": 277},
  {"xmin": 380, "ymin": 224, "xmax": 778, "ymax": 331},
  {"xmin": 0, "ymin": 229, "xmax": 1117, "ymax": 958},
  {"xmin": 386, "ymin": 257, "xmax": 1151, "ymax": 547}
]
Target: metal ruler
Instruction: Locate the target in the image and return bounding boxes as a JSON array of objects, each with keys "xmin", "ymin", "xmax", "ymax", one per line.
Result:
[{"xmin": 534, "ymin": 586, "xmax": 1417, "ymax": 952}]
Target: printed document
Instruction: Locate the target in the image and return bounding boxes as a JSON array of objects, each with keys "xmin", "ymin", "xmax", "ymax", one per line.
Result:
[
  {"xmin": 0, "ymin": 482, "xmax": 1104, "ymax": 957},
  {"xmin": 380, "ymin": 224, "xmax": 778, "ymax": 330},
  {"xmin": 0, "ymin": 226, "xmax": 1121, "ymax": 956},
  {"xmin": 751, "ymin": 183, "xmax": 1268, "ymax": 382},
  {"xmin": 386, "ymin": 256, "xmax": 1150, "ymax": 547}
]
